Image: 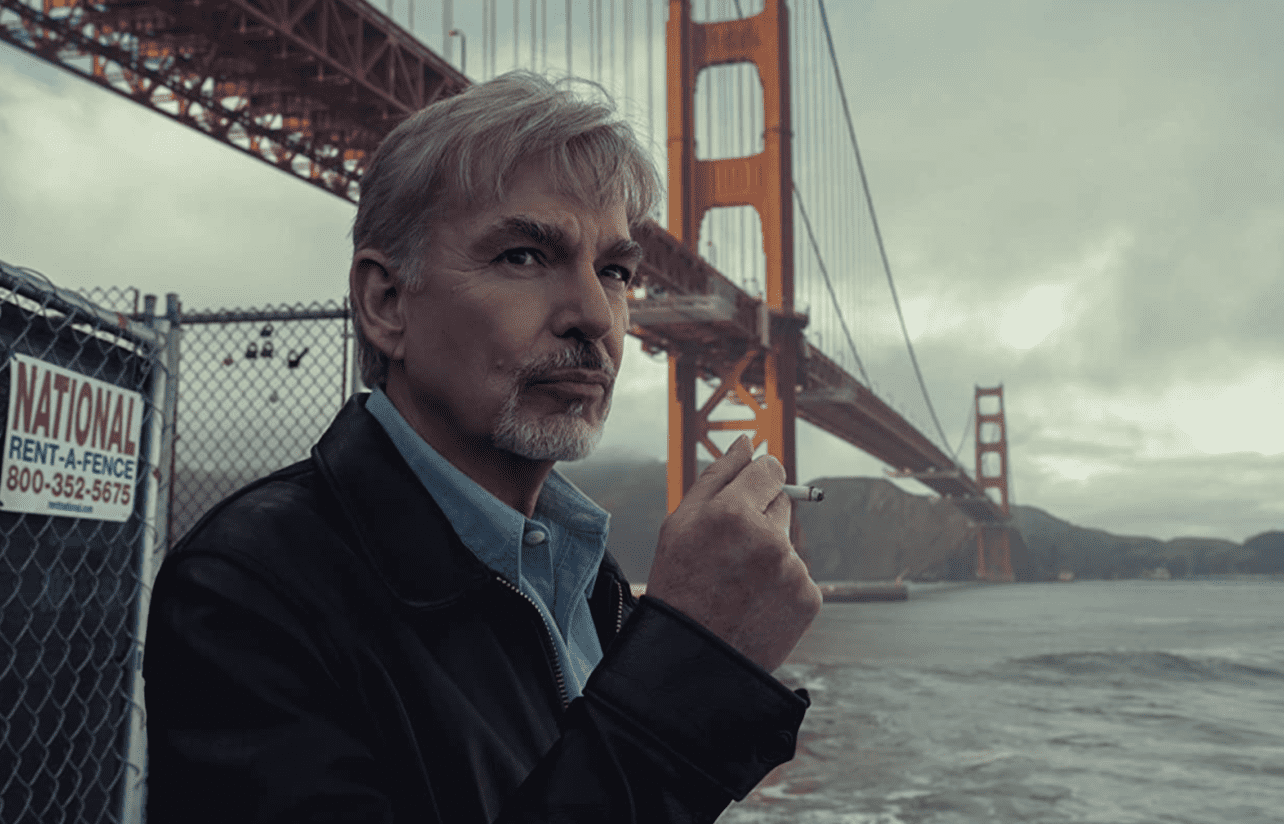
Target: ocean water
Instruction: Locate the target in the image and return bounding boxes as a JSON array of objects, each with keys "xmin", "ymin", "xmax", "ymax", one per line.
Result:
[{"xmin": 724, "ymin": 578, "xmax": 1284, "ymax": 824}]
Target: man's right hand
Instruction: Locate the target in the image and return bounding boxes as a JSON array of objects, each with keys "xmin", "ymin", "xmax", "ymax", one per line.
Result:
[{"xmin": 645, "ymin": 435, "xmax": 824, "ymax": 673}]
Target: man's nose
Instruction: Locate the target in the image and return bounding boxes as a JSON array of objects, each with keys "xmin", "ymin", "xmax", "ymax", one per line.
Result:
[{"xmin": 551, "ymin": 259, "xmax": 615, "ymax": 342}]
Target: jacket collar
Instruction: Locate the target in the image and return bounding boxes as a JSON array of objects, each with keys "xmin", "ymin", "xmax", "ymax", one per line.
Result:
[
  {"xmin": 310, "ymin": 394, "xmax": 632, "ymax": 614},
  {"xmin": 311, "ymin": 394, "xmax": 494, "ymax": 609}
]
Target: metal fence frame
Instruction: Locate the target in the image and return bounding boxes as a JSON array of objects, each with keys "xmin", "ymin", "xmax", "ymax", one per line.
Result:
[
  {"xmin": 1, "ymin": 259, "xmax": 362, "ymax": 821},
  {"xmin": 166, "ymin": 301, "xmax": 355, "ymax": 551},
  {"xmin": 0, "ymin": 261, "xmax": 178, "ymax": 824}
]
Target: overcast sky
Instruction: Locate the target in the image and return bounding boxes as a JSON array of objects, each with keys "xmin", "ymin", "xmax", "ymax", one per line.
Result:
[{"xmin": 1, "ymin": 1, "xmax": 1280, "ymax": 543}]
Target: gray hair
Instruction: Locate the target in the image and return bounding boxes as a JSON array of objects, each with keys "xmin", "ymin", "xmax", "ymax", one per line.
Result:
[{"xmin": 350, "ymin": 71, "xmax": 663, "ymax": 388}]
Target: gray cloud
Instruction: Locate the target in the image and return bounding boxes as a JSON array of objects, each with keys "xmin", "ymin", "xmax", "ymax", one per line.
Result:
[
  {"xmin": 1017, "ymin": 449, "xmax": 1284, "ymax": 544},
  {"xmin": 1, "ymin": 1, "xmax": 1280, "ymax": 543},
  {"xmin": 841, "ymin": 1, "xmax": 1284, "ymax": 392},
  {"xmin": 0, "ymin": 52, "xmax": 354, "ymax": 310}
]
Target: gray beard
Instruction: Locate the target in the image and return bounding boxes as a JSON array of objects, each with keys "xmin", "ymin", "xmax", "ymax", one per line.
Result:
[
  {"xmin": 491, "ymin": 393, "xmax": 609, "ymax": 462},
  {"xmin": 489, "ymin": 346, "xmax": 615, "ymax": 462}
]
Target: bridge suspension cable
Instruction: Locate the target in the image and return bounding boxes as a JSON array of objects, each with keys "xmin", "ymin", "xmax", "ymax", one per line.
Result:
[
  {"xmin": 0, "ymin": 0, "xmax": 1011, "ymax": 523},
  {"xmin": 815, "ymin": 0, "xmax": 958, "ymax": 464},
  {"xmin": 951, "ymin": 402, "xmax": 975, "ymax": 465},
  {"xmin": 793, "ymin": 183, "xmax": 870, "ymax": 386},
  {"xmin": 680, "ymin": 0, "xmax": 955, "ymax": 463},
  {"xmin": 713, "ymin": 0, "xmax": 868, "ymax": 383}
]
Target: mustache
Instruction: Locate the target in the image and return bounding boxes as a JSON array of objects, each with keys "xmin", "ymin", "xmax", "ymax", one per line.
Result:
[{"xmin": 516, "ymin": 344, "xmax": 617, "ymax": 384}]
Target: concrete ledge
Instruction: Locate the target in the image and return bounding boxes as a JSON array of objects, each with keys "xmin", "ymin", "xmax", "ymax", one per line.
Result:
[
  {"xmin": 818, "ymin": 581, "xmax": 908, "ymax": 602},
  {"xmin": 630, "ymin": 582, "xmax": 912, "ymax": 602}
]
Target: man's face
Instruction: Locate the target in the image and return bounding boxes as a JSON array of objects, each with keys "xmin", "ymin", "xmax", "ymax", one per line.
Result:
[{"xmin": 390, "ymin": 159, "xmax": 640, "ymax": 463}]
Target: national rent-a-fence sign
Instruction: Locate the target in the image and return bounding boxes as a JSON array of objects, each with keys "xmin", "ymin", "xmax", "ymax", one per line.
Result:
[{"xmin": 2, "ymin": 353, "xmax": 143, "ymax": 522}]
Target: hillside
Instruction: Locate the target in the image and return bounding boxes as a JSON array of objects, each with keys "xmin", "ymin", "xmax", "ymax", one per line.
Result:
[
  {"xmin": 791, "ymin": 476, "xmax": 976, "ymax": 581},
  {"xmin": 560, "ymin": 461, "xmax": 1281, "ymax": 583},
  {"xmin": 1009, "ymin": 505, "xmax": 1254, "ymax": 580},
  {"xmin": 173, "ymin": 459, "xmax": 1282, "ymax": 583}
]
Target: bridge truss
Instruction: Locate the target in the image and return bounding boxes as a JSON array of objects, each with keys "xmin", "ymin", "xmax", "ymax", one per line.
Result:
[{"xmin": 0, "ymin": 0, "xmax": 1010, "ymax": 529}]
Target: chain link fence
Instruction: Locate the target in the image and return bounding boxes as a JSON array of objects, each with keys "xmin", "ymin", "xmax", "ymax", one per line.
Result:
[
  {"xmin": 0, "ymin": 261, "xmax": 176, "ymax": 824},
  {"xmin": 168, "ymin": 301, "xmax": 355, "ymax": 547},
  {"xmin": 75, "ymin": 287, "xmax": 141, "ymax": 319},
  {"xmin": 1, "ymin": 258, "xmax": 358, "ymax": 821}
]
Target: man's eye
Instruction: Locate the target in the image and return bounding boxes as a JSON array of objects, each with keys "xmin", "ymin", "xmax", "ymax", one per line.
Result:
[
  {"xmin": 600, "ymin": 265, "xmax": 634, "ymax": 285},
  {"xmin": 499, "ymin": 249, "xmax": 542, "ymax": 266}
]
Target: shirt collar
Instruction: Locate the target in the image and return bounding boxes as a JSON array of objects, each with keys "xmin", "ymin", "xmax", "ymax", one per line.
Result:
[{"xmin": 364, "ymin": 387, "xmax": 608, "ymax": 585}]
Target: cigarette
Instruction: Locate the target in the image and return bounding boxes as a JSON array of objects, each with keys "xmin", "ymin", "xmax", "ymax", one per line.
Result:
[{"xmin": 782, "ymin": 484, "xmax": 824, "ymax": 502}]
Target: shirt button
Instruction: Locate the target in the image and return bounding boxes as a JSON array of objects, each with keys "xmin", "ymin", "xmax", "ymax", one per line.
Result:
[{"xmin": 523, "ymin": 529, "xmax": 548, "ymax": 545}]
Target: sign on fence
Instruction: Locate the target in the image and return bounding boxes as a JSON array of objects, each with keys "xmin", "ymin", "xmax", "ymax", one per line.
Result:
[{"xmin": 2, "ymin": 352, "xmax": 143, "ymax": 522}]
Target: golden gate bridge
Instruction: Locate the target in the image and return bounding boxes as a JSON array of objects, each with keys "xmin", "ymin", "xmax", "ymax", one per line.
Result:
[{"xmin": 0, "ymin": 0, "xmax": 1017, "ymax": 579}]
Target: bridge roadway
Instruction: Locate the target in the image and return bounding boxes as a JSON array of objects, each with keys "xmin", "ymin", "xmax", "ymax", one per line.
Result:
[
  {"xmin": 0, "ymin": 0, "xmax": 1007, "ymax": 525},
  {"xmin": 628, "ymin": 221, "xmax": 1006, "ymax": 525}
]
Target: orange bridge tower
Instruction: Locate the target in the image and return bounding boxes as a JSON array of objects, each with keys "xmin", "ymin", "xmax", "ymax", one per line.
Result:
[
  {"xmin": 664, "ymin": 0, "xmax": 799, "ymax": 510},
  {"xmin": 974, "ymin": 385, "xmax": 1014, "ymax": 581}
]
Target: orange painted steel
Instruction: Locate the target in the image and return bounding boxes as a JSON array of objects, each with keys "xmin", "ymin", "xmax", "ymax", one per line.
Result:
[
  {"xmin": 974, "ymin": 386, "xmax": 1014, "ymax": 580},
  {"xmin": 974, "ymin": 385, "xmax": 1011, "ymax": 515},
  {"xmin": 976, "ymin": 526, "xmax": 1014, "ymax": 582},
  {"xmin": 0, "ymin": 0, "xmax": 467, "ymax": 202},
  {"xmin": 628, "ymin": 219, "xmax": 1004, "ymax": 523},
  {"xmin": 664, "ymin": 0, "xmax": 797, "ymax": 513},
  {"xmin": 3, "ymin": 0, "xmax": 1014, "ymax": 530}
]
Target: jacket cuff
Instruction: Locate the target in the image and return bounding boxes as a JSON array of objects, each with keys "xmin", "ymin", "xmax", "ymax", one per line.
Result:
[{"xmin": 584, "ymin": 595, "xmax": 810, "ymax": 800}]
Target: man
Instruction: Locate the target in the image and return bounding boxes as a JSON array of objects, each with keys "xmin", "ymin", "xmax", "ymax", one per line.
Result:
[{"xmin": 144, "ymin": 72, "xmax": 822, "ymax": 823}]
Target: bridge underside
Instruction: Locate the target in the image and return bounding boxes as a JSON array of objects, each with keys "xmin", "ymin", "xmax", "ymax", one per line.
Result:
[
  {"xmin": 1, "ymin": 0, "xmax": 1007, "ymax": 528},
  {"xmin": 0, "ymin": 0, "xmax": 468, "ymax": 202},
  {"xmin": 629, "ymin": 221, "xmax": 1008, "ymax": 526}
]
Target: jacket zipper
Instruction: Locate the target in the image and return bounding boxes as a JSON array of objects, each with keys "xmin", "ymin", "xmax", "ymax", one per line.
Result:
[
  {"xmin": 614, "ymin": 578, "xmax": 625, "ymax": 637},
  {"xmin": 495, "ymin": 574, "xmax": 568, "ymax": 710}
]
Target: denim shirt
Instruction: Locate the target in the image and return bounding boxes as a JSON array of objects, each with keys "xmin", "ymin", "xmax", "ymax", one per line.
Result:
[{"xmin": 365, "ymin": 388, "xmax": 609, "ymax": 701}]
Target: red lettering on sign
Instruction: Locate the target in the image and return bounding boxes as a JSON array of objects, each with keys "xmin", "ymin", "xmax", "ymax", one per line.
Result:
[
  {"xmin": 64, "ymin": 379, "xmax": 77, "ymax": 440},
  {"xmin": 92, "ymin": 388, "xmax": 110, "ymax": 450},
  {"xmin": 106, "ymin": 394, "xmax": 124, "ymax": 454},
  {"xmin": 52, "ymin": 374, "xmax": 70, "ymax": 440},
  {"xmin": 31, "ymin": 370, "xmax": 52, "ymax": 437},
  {"xmin": 12, "ymin": 361, "xmax": 36, "ymax": 433},
  {"xmin": 10, "ymin": 361, "xmax": 140, "ymax": 458},
  {"xmin": 123, "ymin": 398, "xmax": 137, "ymax": 457},
  {"xmin": 74, "ymin": 383, "xmax": 93, "ymax": 446}
]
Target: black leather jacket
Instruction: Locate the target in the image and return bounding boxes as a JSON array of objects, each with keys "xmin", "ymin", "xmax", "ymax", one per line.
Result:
[{"xmin": 144, "ymin": 394, "xmax": 809, "ymax": 823}]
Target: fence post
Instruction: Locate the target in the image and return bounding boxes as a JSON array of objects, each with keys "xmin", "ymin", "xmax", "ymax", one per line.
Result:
[
  {"xmin": 156, "ymin": 294, "xmax": 181, "ymax": 552},
  {"xmin": 116, "ymin": 293, "xmax": 179, "ymax": 823}
]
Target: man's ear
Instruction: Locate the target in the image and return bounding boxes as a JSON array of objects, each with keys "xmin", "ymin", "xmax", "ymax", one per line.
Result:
[{"xmin": 350, "ymin": 249, "xmax": 406, "ymax": 362}]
